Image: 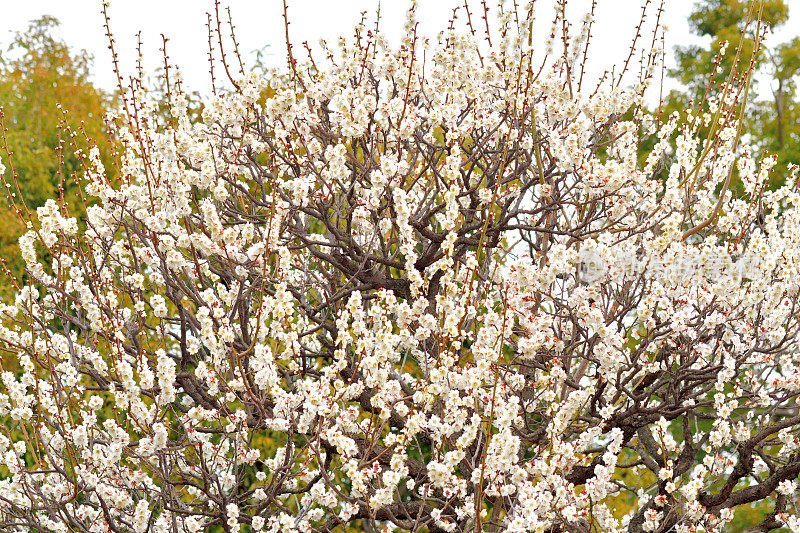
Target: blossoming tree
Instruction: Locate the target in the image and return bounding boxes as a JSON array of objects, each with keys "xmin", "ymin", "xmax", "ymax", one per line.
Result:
[{"xmin": 0, "ymin": 1, "xmax": 798, "ymax": 532}]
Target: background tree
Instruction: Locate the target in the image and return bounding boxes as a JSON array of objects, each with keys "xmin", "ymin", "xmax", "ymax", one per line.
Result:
[
  {"xmin": 0, "ymin": 16, "xmax": 113, "ymax": 294},
  {"xmin": 668, "ymin": 0, "xmax": 800, "ymax": 185},
  {"xmin": 673, "ymin": 0, "xmax": 788, "ymax": 93},
  {"xmin": 750, "ymin": 36, "xmax": 800, "ymax": 170}
]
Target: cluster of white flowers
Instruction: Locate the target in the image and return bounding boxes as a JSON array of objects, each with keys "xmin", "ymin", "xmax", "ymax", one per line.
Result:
[{"xmin": 0, "ymin": 1, "xmax": 797, "ymax": 532}]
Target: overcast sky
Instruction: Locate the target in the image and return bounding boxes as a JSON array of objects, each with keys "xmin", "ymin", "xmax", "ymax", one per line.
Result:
[{"xmin": 0, "ymin": 0, "xmax": 796, "ymax": 102}]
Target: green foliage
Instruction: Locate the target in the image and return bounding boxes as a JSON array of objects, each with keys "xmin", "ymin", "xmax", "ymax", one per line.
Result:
[
  {"xmin": 675, "ymin": 0, "xmax": 787, "ymax": 92},
  {"xmin": 688, "ymin": 0, "xmax": 788, "ymax": 36},
  {"xmin": 667, "ymin": 0, "xmax": 799, "ymax": 186},
  {"xmin": 749, "ymin": 36, "xmax": 800, "ymax": 170},
  {"xmin": 0, "ymin": 16, "xmax": 114, "ymax": 295}
]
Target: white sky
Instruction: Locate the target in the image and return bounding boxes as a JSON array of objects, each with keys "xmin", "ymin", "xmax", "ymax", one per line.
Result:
[{"xmin": 0, "ymin": 0, "xmax": 796, "ymax": 103}]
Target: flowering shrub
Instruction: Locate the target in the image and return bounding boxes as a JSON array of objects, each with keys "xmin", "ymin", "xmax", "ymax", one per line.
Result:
[{"xmin": 0, "ymin": 1, "xmax": 798, "ymax": 532}]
